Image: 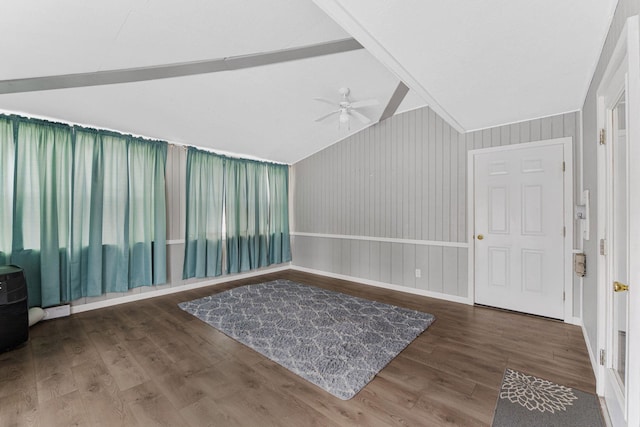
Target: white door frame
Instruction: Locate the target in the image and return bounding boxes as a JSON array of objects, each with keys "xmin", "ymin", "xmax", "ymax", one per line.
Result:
[
  {"xmin": 596, "ymin": 15, "xmax": 640, "ymax": 426},
  {"xmin": 467, "ymin": 137, "xmax": 574, "ymax": 321}
]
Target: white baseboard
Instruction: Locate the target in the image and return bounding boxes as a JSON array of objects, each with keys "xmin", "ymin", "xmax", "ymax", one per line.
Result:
[
  {"xmin": 290, "ymin": 265, "xmax": 473, "ymax": 306},
  {"xmin": 70, "ymin": 264, "xmax": 291, "ymax": 314},
  {"xmin": 565, "ymin": 316, "xmax": 582, "ymax": 326},
  {"xmin": 581, "ymin": 320, "xmax": 600, "ymax": 388}
]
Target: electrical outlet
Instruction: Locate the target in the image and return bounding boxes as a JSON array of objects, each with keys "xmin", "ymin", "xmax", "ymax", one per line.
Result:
[{"xmin": 415, "ymin": 269, "xmax": 421, "ymax": 278}]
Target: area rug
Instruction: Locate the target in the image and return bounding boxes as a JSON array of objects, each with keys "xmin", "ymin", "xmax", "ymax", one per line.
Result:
[
  {"xmin": 178, "ymin": 279, "xmax": 435, "ymax": 400},
  {"xmin": 492, "ymin": 368, "xmax": 605, "ymax": 426}
]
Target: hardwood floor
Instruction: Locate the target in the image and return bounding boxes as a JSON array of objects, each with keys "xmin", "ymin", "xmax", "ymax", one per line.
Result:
[{"xmin": 1, "ymin": 270, "xmax": 596, "ymax": 426}]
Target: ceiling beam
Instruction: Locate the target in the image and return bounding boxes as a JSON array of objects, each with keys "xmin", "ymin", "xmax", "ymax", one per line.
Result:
[
  {"xmin": 378, "ymin": 81, "xmax": 409, "ymax": 122},
  {"xmin": 313, "ymin": 0, "xmax": 466, "ymax": 133},
  {"xmin": 0, "ymin": 38, "xmax": 363, "ymax": 94}
]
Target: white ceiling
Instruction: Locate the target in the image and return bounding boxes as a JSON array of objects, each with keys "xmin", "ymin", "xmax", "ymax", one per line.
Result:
[
  {"xmin": 0, "ymin": 0, "xmax": 617, "ymax": 163},
  {"xmin": 314, "ymin": 0, "xmax": 618, "ymax": 132}
]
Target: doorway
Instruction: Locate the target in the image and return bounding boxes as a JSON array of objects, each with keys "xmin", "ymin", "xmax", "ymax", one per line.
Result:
[
  {"xmin": 596, "ymin": 16, "xmax": 640, "ymax": 426},
  {"xmin": 468, "ymin": 138, "xmax": 573, "ymax": 320}
]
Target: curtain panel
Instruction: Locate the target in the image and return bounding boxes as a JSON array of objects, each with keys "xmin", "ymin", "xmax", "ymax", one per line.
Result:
[
  {"xmin": 0, "ymin": 115, "xmax": 167, "ymax": 307},
  {"xmin": 0, "ymin": 117, "xmax": 14, "ymax": 266},
  {"xmin": 183, "ymin": 150, "xmax": 290, "ymax": 279},
  {"xmin": 226, "ymin": 158, "xmax": 269, "ymax": 273},
  {"xmin": 268, "ymin": 163, "xmax": 292, "ymax": 264},
  {"xmin": 183, "ymin": 147, "xmax": 225, "ymax": 278}
]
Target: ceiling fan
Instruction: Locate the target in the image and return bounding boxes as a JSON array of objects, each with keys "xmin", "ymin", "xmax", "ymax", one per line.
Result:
[{"xmin": 314, "ymin": 87, "xmax": 379, "ymax": 126}]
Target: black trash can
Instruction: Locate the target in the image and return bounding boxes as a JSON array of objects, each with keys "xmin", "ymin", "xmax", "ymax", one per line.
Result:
[{"xmin": 0, "ymin": 265, "xmax": 29, "ymax": 353}]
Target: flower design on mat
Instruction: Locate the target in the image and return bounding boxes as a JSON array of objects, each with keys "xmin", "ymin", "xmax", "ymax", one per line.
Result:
[{"xmin": 500, "ymin": 369, "xmax": 578, "ymax": 413}]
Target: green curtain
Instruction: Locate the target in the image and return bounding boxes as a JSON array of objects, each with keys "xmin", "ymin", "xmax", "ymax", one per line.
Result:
[
  {"xmin": 128, "ymin": 137, "xmax": 168, "ymax": 287},
  {"xmin": 246, "ymin": 161, "xmax": 269, "ymax": 269},
  {"xmin": 185, "ymin": 154, "xmax": 290, "ymax": 276},
  {"xmin": 70, "ymin": 130, "xmax": 167, "ymax": 297},
  {"xmin": 225, "ymin": 159, "xmax": 251, "ymax": 273},
  {"xmin": 11, "ymin": 119, "xmax": 73, "ymax": 307},
  {"xmin": 183, "ymin": 148, "xmax": 225, "ymax": 278},
  {"xmin": 1, "ymin": 114, "xmax": 167, "ymax": 307},
  {"xmin": 268, "ymin": 163, "xmax": 291, "ymax": 264},
  {"xmin": 225, "ymin": 158, "xmax": 270, "ymax": 273},
  {"xmin": 0, "ymin": 117, "xmax": 14, "ymax": 266}
]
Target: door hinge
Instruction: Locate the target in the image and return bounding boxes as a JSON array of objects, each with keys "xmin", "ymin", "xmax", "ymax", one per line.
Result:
[
  {"xmin": 599, "ymin": 129, "xmax": 606, "ymax": 145},
  {"xmin": 562, "ymin": 161, "xmax": 566, "ymax": 172},
  {"xmin": 563, "ymin": 291, "xmax": 566, "ymax": 301},
  {"xmin": 599, "ymin": 349, "xmax": 606, "ymax": 366},
  {"xmin": 563, "ymin": 226, "xmax": 566, "ymax": 237}
]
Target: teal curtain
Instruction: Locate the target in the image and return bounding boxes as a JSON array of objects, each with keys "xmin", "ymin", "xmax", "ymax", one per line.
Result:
[
  {"xmin": 184, "ymin": 153, "xmax": 290, "ymax": 276},
  {"xmin": 11, "ymin": 119, "xmax": 73, "ymax": 307},
  {"xmin": 225, "ymin": 159, "xmax": 250, "ymax": 273},
  {"xmin": 0, "ymin": 117, "xmax": 14, "ymax": 266},
  {"xmin": 128, "ymin": 137, "xmax": 167, "ymax": 287},
  {"xmin": 1, "ymin": 114, "xmax": 167, "ymax": 307},
  {"xmin": 268, "ymin": 164, "xmax": 291, "ymax": 264},
  {"xmin": 70, "ymin": 130, "xmax": 167, "ymax": 297},
  {"xmin": 225, "ymin": 158, "xmax": 270, "ymax": 273},
  {"xmin": 246, "ymin": 161, "xmax": 269, "ymax": 269},
  {"xmin": 183, "ymin": 148, "xmax": 225, "ymax": 278}
]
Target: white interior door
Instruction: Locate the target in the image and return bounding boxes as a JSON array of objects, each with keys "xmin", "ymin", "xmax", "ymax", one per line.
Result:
[
  {"xmin": 603, "ymin": 88, "xmax": 630, "ymax": 427},
  {"xmin": 473, "ymin": 142, "xmax": 566, "ymax": 319},
  {"xmin": 595, "ymin": 16, "xmax": 640, "ymax": 427}
]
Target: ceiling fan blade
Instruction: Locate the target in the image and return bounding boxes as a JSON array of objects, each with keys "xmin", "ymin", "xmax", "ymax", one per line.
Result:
[
  {"xmin": 350, "ymin": 99, "xmax": 379, "ymax": 108},
  {"xmin": 350, "ymin": 109, "xmax": 371, "ymax": 124},
  {"xmin": 315, "ymin": 110, "xmax": 340, "ymax": 122},
  {"xmin": 313, "ymin": 97, "xmax": 337, "ymax": 106}
]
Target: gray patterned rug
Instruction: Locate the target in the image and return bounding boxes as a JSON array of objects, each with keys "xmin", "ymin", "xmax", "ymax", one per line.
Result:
[
  {"xmin": 492, "ymin": 368, "xmax": 605, "ymax": 426},
  {"xmin": 178, "ymin": 279, "xmax": 435, "ymax": 399}
]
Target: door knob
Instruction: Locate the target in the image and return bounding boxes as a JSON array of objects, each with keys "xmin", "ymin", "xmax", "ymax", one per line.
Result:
[
  {"xmin": 477, "ymin": 234, "xmax": 484, "ymax": 240},
  {"xmin": 614, "ymin": 281, "xmax": 629, "ymax": 292}
]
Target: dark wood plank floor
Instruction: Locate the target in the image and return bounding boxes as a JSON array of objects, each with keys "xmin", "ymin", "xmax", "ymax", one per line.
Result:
[{"xmin": 1, "ymin": 270, "xmax": 596, "ymax": 426}]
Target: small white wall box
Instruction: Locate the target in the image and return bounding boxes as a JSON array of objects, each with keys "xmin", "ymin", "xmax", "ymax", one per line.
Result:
[
  {"xmin": 574, "ymin": 253, "xmax": 586, "ymax": 277},
  {"xmin": 43, "ymin": 304, "xmax": 71, "ymax": 320}
]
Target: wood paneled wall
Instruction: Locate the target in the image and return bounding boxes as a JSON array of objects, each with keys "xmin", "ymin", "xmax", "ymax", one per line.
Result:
[{"xmin": 292, "ymin": 106, "xmax": 581, "ymax": 306}]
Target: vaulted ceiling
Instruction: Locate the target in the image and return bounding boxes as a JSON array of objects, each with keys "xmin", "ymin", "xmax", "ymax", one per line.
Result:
[{"xmin": 0, "ymin": 0, "xmax": 617, "ymax": 163}]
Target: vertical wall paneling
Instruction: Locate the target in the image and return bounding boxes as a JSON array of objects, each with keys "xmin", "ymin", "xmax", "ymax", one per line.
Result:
[
  {"xmin": 379, "ymin": 242, "xmax": 392, "ymax": 284},
  {"xmin": 415, "ymin": 109, "xmax": 423, "ymax": 240},
  {"xmin": 520, "ymin": 120, "xmax": 531, "ymax": 143},
  {"xmin": 509, "ymin": 123, "xmax": 520, "ymax": 145},
  {"xmin": 442, "ymin": 123, "xmax": 451, "ymax": 242},
  {"xmin": 435, "ymin": 114, "xmax": 443, "ymax": 241},
  {"xmin": 457, "ymin": 247, "xmax": 469, "ymax": 297},
  {"xmin": 427, "ymin": 246, "xmax": 443, "ymax": 293},
  {"xmin": 420, "ymin": 110, "xmax": 429, "ymax": 241},
  {"xmin": 292, "ymin": 106, "xmax": 582, "ymax": 305},
  {"xmin": 428, "ymin": 109, "xmax": 437, "ymax": 239},
  {"xmin": 402, "ymin": 244, "xmax": 416, "ymax": 288},
  {"xmin": 458, "ymin": 133, "xmax": 467, "ymax": 240},
  {"xmin": 407, "ymin": 111, "xmax": 416, "ymax": 239},
  {"xmin": 390, "ymin": 242, "xmax": 403, "ymax": 285},
  {"xmin": 442, "ymin": 247, "xmax": 458, "ymax": 295},
  {"xmin": 415, "ymin": 245, "xmax": 429, "ymax": 290},
  {"xmin": 531, "ymin": 118, "xmax": 542, "ymax": 141},
  {"xmin": 499, "ymin": 125, "xmax": 509, "ymax": 147},
  {"xmin": 450, "ymin": 126, "xmax": 458, "ymax": 242}
]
